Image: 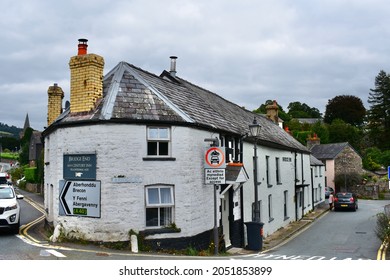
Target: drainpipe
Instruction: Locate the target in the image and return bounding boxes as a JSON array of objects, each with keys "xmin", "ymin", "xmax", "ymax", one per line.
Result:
[
  {"xmin": 311, "ymin": 167, "xmax": 314, "ymax": 211},
  {"xmin": 301, "ymin": 153, "xmax": 305, "ymax": 219},
  {"xmin": 294, "ymin": 152, "xmax": 298, "ymax": 221}
]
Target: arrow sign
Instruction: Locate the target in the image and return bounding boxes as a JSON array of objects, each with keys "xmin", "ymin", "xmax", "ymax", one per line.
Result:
[
  {"xmin": 60, "ymin": 181, "xmax": 72, "ymax": 215},
  {"xmin": 59, "ymin": 180, "xmax": 101, "ymax": 218}
]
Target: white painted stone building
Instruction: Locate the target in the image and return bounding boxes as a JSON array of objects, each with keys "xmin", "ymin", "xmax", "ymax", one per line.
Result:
[{"xmin": 43, "ymin": 39, "xmax": 324, "ymax": 251}]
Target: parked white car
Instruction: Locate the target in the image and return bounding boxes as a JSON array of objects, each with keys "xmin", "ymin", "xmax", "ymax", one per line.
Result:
[{"xmin": 0, "ymin": 184, "xmax": 24, "ymax": 234}]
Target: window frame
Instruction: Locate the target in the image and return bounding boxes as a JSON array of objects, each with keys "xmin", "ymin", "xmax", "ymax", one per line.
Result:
[
  {"xmin": 275, "ymin": 157, "xmax": 281, "ymax": 184},
  {"xmin": 146, "ymin": 127, "xmax": 171, "ymax": 158},
  {"xmin": 145, "ymin": 185, "xmax": 175, "ymax": 228},
  {"xmin": 283, "ymin": 190, "xmax": 289, "ymax": 220},
  {"xmin": 268, "ymin": 194, "xmax": 273, "ymax": 222},
  {"xmin": 266, "ymin": 155, "xmax": 272, "ymax": 187}
]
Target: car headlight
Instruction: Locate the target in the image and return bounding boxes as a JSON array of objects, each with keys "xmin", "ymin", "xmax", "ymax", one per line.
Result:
[
  {"xmin": 5, "ymin": 203, "xmax": 18, "ymax": 211},
  {"xmin": 10, "ymin": 214, "xmax": 17, "ymax": 222}
]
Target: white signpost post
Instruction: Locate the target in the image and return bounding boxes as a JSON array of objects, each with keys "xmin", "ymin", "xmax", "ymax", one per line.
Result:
[{"xmin": 204, "ymin": 144, "xmax": 226, "ymax": 255}]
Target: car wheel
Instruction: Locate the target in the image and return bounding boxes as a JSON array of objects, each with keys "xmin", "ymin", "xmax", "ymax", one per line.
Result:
[{"xmin": 12, "ymin": 220, "xmax": 20, "ymax": 234}]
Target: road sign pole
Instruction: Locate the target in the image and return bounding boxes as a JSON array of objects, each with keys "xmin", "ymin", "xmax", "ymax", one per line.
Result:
[{"xmin": 213, "ymin": 184, "xmax": 218, "ymax": 255}]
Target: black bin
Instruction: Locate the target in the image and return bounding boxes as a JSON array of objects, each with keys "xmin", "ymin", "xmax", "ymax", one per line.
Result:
[{"xmin": 245, "ymin": 221, "xmax": 264, "ymax": 251}]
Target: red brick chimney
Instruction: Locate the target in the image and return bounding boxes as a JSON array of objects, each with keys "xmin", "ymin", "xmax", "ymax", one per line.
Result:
[{"xmin": 307, "ymin": 133, "xmax": 321, "ymax": 150}]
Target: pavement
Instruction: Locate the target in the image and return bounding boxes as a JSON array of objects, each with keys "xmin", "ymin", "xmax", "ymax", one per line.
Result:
[
  {"xmin": 228, "ymin": 202, "xmax": 330, "ymax": 255},
  {"xmin": 16, "ymin": 188, "xmax": 389, "ymax": 259}
]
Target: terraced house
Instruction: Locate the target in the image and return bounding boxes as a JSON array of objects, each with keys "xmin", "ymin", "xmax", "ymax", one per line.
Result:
[{"xmin": 43, "ymin": 39, "xmax": 324, "ymax": 251}]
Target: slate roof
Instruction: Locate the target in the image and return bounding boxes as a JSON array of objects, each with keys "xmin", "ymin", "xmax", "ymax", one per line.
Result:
[
  {"xmin": 310, "ymin": 142, "xmax": 350, "ymax": 160},
  {"xmin": 48, "ymin": 61, "xmax": 309, "ymax": 153},
  {"xmin": 310, "ymin": 155, "xmax": 324, "ymax": 166}
]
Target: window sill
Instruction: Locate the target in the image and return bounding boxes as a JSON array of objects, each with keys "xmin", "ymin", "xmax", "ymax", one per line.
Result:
[
  {"xmin": 143, "ymin": 157, "xmax": 176, "ymax": 161},
  {"xmin": 284, "ymin": 216, "xmax": 290, "ymax": 221},
  {"xmin": 268, "ymin": 218, "xmax": 274, "ymax": 223},
  {"xmin": 267, "ymin": 184, "xmax": 273, "ymax": 188},
  {"xmin": 142, "ymin": 227, "xmax": 181, "ymax": 236}
]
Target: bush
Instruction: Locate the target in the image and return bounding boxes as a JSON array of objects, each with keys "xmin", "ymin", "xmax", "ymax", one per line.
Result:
[
  {"xmin": 375, "ymin": 213, "xmax": 390, "ymax": 242},
  {"xmin": 24, "ymin": 167, "xmax": 38, "ymax": 183},
  {"xmin": 0, "ymin": 152, "xmax": 19, "ymax": 160}
]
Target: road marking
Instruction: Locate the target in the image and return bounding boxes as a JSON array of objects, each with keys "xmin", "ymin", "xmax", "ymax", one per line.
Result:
[
  {"xmin": 41, "ymin": 249, "xmax": 66, "ymax": 258},
  {"xmin": 254, "ymin": 253, "xmax": 370, "ymax": 260}
]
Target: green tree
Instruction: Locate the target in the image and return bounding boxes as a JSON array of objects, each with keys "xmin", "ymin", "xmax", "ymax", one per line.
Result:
[
  {"xmin": 0, "ymin": 136, "xmax": 20, "ymax": 151},
  {"xmin": 311, "ymin": 121, "xmax": 329, "ymax": 144},
  {"xmin": 324, "ymin": 95, "xmax": 366, "ymax": 126},
  {"xmin": 328, "ymin": 119, "xmax": 362, "ymax": 152},
  {"xmin": 362, "ymin": 147, "xmax": 382, "ymax": 171},
  {"xmin": 19, "ymin": 127, "xmax": 33, "ymax": 166},
  {"xmin": 367, "ymin": 70, "xmax": 390, "ymax": 150},
  {"xmin": 287, "ymin": 102, "xmax": 322, "ymax": 118}
]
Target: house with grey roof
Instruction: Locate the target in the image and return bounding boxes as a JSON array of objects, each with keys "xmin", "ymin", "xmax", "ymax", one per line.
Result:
[
  {"xmin": 43, "ymin": 39, "xmax": 316, "ymax": 252},
  {"xmin": 310, "ymin": 155, "xmax": 326, "ymax": 207},
  {"xmin": 308, "ymin": 136, "xmax": 363, "ymax": 192}
]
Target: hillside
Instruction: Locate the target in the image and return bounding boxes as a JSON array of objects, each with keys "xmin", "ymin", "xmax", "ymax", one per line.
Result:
[{"xmin": 0, "ymin": 122, "xmax": 22, "ymax": 138}]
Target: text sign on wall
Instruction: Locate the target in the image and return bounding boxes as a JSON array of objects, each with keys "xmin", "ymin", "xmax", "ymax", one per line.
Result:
[
  {"xmin": 63, "ymin": 154, "xmax": 96, "ymax": 180},
  {"xmin": 205, "ymin": 168, "xmax": 225, "ymax": 185},
  {"xmin": 59, "ymin": 180, "xmax": 101, "ymax": 218}
]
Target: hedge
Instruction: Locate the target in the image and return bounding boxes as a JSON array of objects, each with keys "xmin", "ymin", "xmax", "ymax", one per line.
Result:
[{"xmin": 24, "ymin": 167, "xmax": 38, "ymax": 183}]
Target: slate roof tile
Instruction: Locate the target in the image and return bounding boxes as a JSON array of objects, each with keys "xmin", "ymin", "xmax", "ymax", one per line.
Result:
[
  {"xmin": 53, "ymin": 61, "xmax": 309, "ymax": 153},
  {"xmin": 310, "ymin": 142, "xmax": 349, "ymax": 159}
]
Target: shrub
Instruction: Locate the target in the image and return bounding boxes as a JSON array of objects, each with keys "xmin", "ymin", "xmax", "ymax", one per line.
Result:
[
  {"xmin": 375, "ymin": 213, "xmax": 390, "ymax": 242},
  {"xmin": 24, "ymin": 167, "xmax": 38, "ymax": 183}
]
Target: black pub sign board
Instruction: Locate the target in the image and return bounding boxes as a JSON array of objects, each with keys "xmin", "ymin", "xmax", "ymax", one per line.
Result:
[{"xmin": 63, "ymin": 154, "xmax": 96, "ymax": 180}]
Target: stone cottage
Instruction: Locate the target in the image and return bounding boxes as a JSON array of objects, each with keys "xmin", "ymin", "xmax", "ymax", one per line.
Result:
[{"xmin": 308, "ymin": 135, "xmax": 363, "ymax": 192}]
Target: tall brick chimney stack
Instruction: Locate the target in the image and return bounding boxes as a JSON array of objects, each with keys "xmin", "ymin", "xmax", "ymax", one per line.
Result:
[
  {"xmin": 266, "ymin": 100, "xmax": 279, "ymax": 124},
  {"xmin": 47, "ymin": 83, "xmax": 64, "ymax": 126},
  {"xmin": 69, "ymin": 38, "xmax": 104, "ymax": 113},
  {"xmin": 307, "ymin": 133, "xmax": 321, "ymax": 150}
]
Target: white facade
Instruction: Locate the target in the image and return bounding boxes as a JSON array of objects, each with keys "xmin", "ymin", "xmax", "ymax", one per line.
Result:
[
  {"xmin": 311, "ymin": 163, "xmax": 326, "ymax": 207},
  {"xmin": 242, "ymin": 140, "xmax": 313, "ymax": 238},
  {"xmin": 44, "ymin": 123, "xmax": 225, "ymax": 242}
]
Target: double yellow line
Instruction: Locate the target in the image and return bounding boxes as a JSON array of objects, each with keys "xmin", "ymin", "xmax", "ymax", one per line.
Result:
[
  {"xmin": 377, "ymin": 240, "xmax": 388, "ymax": 260},
  {"xmin": 19, "ymin": 196, "xmax": 47, "ymax": 244}
]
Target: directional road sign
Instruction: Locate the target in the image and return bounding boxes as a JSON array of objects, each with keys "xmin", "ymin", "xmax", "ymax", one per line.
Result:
[{"xmin": 59, "ymin": 180, "xmax": 101, "ymax": 218}]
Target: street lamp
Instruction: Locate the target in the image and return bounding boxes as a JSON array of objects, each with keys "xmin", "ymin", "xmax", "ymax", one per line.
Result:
[{"xmin": 249, "ymin": 117, "xmax": 261, "ymax": 222}]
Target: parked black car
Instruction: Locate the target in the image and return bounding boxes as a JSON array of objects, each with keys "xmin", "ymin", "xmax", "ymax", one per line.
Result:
[
  {"xmin": 334, "ymin": 192, "xmax": 358, "ymax": 211},
  {"xmin": 325, "ymin": 187, "xmax": 334, "ymax": 199}
]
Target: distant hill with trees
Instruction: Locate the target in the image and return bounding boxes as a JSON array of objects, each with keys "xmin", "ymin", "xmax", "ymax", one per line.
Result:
[
  {"xmin": 0, "ymin": 122, "xmax": 22, "ymax": 152},
  {"xmin": 0, "ymin": 122, "xmax": 22, "ymax": 138}
]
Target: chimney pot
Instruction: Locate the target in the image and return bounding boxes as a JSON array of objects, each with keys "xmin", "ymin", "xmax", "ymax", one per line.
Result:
[
  {"xmin": 169, "ymin": 56, "xmax": 178, "ymax": 77},
  {"xmin": 78, "ymin": 38, "xmax": 88, "ymax": 55}
]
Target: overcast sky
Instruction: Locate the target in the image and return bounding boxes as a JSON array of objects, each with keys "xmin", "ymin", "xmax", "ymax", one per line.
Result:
[{"xmin": 1, "ymin": 0, "xmax": 390, "ymax": 131}]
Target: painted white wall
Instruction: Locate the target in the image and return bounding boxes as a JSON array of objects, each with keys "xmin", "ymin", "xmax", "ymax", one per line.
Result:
[
  {"xmin": 44, "ymin": 123, "xmax": 220, "ymax": 242},
  {"xmin": 312, "ymin": 165, "xmax": 326, "ymax": 207},
  {"xmin": 242, "ymin": 141, "xmax": 313, "ymax": 238}
]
